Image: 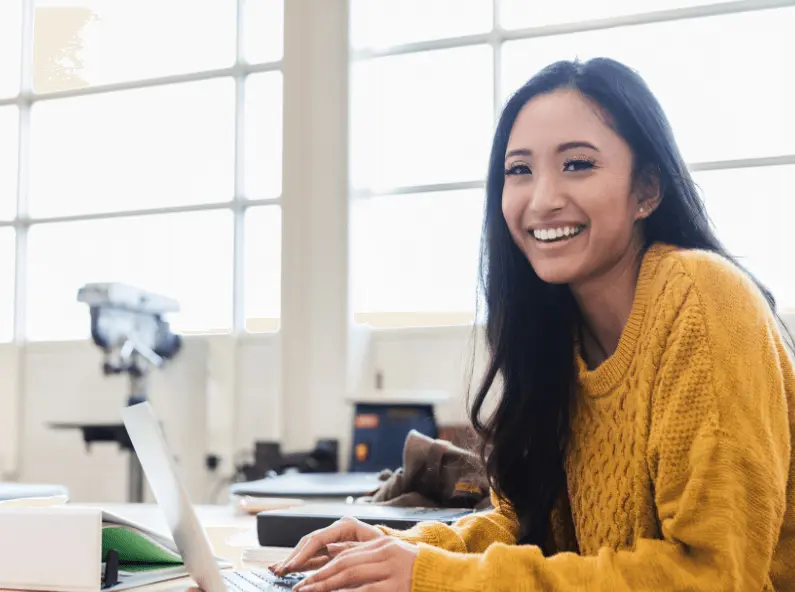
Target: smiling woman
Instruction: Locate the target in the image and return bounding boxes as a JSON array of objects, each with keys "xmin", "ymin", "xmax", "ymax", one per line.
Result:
[{"xmin": 274, "ymin": 58, "xmax": 795, "ymax": 592}]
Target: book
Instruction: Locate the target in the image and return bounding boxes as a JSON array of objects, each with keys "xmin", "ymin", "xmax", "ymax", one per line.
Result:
[{"xmin": 0, "ymin": 500, "xmax": 228, "ymax": 592}]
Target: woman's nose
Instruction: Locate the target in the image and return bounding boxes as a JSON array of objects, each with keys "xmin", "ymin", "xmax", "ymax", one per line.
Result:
[{"xmin": 528, "ymin": 173, "xmax": 565, "ymax": 214}]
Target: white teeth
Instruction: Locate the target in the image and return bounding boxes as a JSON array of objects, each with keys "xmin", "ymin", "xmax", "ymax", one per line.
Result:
[{"xmin": 532, "ymin": 225, "xmax": 583, "ymax": 242}]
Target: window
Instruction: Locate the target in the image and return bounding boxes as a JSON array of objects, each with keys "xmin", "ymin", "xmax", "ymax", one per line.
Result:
[
  {"xmin": 350, "ymin": 45, "xmax": 493, "ymax": 192},
  {"xmin": 29, "ymin": 79, "xmax": 235, "ymax": 218},
  {"xmin": 693, "ymin": 165, "xmax": 795, "ymax": 312},
  {"xmin": 0, "ymin": 0, "xmax": 22, "ymax": 98},
  {"xmin": 27, "ymin": 211, "xmax": 234, "ymax": 341},
  {"xmin": 350, "ymin": 2, "xmax": 795, "ymax": 327},
  {"xmin": 4, "ymin": 0, "xmax": 284, "ymax": 342},
  {"xmin": 352, "ymin": 189, "xmax": 484, "ymax": 327},
  {"xmin": 0, "ymin": 107, "xmax": 19, "ymax": 221},
  {"xmin": 0, "ymin": 229, "xmax": 15, "ymax": 343},
  {"xmin": 32, "ymin": 0, "xmax": 236, "ymax": 93},
  {"xmin": 501, "ymin": 7, "xmax": 795, "ymax": 164},
  {"xmin": 244, "ymin": 0, "xmax": 284, "ymax": 64},
  {"xmin": 350, "ymin": 0, "xmax": 492, "ymax": 50},
  {"xmin": 500, "ymin": 0, "xmax": 719, "ymax": 28},
  {"xmin": 244, "ymin": 72, "xmax": 283, "ymax": 200},
  {"xmin": 244, "ymin": 205, "xmax": 282, "ymax": 332}
]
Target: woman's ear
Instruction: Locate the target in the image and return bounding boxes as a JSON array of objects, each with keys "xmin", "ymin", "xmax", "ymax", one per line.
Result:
[{"xmin": 634, "ymin": 166, "xmax": 662, "ymax": 220}]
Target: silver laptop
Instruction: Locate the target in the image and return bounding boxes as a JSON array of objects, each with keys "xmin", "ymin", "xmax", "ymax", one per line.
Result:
[{"xmin": 121, "ymin": 402, "xmax": 306, "ymax": 592}]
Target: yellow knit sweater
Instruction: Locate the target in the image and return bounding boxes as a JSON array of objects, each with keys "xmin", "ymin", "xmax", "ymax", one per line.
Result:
[{"xmin": 381, "ymin": 243, "xmax": 795, "ymax": 591}]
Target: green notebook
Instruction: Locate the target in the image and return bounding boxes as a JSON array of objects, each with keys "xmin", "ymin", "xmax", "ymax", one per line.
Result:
[
  {"xmin": 101, "ymin": 524, "xmax": 183, "ymax": 566},
  {"xmin": 98, "ymin": 510, "xmax": 229, "ymax": 590}
]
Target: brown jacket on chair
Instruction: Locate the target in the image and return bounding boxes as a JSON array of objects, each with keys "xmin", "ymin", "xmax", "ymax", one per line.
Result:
[{"xmin": 364, "ymin": 430, "xmax": 492, "ymax": 510}]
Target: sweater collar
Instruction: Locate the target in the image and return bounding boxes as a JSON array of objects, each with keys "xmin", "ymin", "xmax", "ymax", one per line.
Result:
[{"xmin": 576, "ymin": 242, "xmax": 676, "ymax": 397}]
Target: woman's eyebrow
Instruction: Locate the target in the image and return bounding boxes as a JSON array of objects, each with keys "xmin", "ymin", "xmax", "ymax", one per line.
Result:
[{"xmin": 505, "ymin": 141, "xmax": 599, "ymax": 160}]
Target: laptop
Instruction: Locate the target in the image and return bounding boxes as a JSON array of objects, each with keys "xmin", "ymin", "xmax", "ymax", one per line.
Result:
[{"xmin": 121, "ymin": 402, "xmax": 306, "ymax": 592}]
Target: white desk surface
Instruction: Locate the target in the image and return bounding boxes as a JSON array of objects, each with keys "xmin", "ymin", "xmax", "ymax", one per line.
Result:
[{"xmin": 1, "ymin": 502, "xmax": 293, "ymax": 592}]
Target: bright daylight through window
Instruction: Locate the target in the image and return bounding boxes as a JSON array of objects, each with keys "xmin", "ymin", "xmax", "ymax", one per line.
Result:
[
  {"xmin": 0, "ymin": 0, "xmax": 284, "ymax": 341},
  {"xmin": 350, "ymin": 0, "xmax": 795, "ymax": 328}
]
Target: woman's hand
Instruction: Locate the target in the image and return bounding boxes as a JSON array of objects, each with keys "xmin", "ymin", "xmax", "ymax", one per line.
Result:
[
  {"xmin": 292, "ymin": 536, "xmax": 418, "ymax": 592},
  {"xmin": 271, "ymin": 516, "xmax": 387, "ymax": 575}
]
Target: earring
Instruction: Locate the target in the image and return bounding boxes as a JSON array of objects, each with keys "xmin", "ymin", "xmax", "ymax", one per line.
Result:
[{"xmin": 639, "ymin": 206, "xmax": 645, "ymax": 213}]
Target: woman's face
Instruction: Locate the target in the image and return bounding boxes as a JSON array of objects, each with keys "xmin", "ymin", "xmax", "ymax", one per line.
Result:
[{"xmin": 501, "ymin": 89, "xmax": 655, "ymax": 287}]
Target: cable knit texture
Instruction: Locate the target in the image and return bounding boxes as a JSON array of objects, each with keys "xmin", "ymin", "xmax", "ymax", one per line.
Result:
[{"xmin": 378, "ymin": 243, "xmax": 795, "ymax": 591}]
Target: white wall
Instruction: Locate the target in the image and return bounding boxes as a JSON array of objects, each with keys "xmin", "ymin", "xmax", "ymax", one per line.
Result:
[
  {"xmin": 1, "ymin": 324, "xmax": 482, "ymax": 504},
  {"xmin": 7, "ymin": 313, "xmax": 795, "ymax": 504},
  {"xmin": 15, "ymin": 338, "xmax": 212, "ymax": 504},
  {"xmin": 0, "ymin": 344, "xmax": 21, "ymax": 480}
]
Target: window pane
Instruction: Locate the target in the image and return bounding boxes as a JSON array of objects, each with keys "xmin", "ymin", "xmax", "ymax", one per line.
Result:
[
  {"xmin": 352, "ymin": 190, "xmax": 484, "ymax": 327},
  {"xmin": 0, "ymin": 229, "xmax": 15, "ymax": 342},
  {"xmin": 33, "ymin": 0, "xmax": 235, "ymax": 93},
  {"xmin": 693, "ymin": 165, "xmax": 795, "ymax": 312},
  {"xmin": 245, "ymin": 205, "xmax": 281, "ymax": 332},
  {"xmin": 501, "ymin": 0, "xmax": 718, "ymax": 29},
  {"xmin": 0, "ymin": 107, "xmax": 19, "ymax": 220},
  {"xmin": 27, "ymin": 211, "xmax": 233, "ymax": 341},
  {"xmin": 350, "ymin": 0, "xmax": 492, "ymax": 50},
  {"xmin": 351, "ymin": 46, "xmax": 493, "ymax": 191},
  {"xmin": 0, "ymin": 0, "xmax": 21, "ymax": 98},
  {"xmin": 245, "ymin": 72, "xmax": 283, "ymax": 199},
  {"xmin": 244, "ymin": 0, "xmax": 283, "ymax": 63},
  {"xmin": 500, "ymin": 8, "xmax": 795, "ymax": 164},
  {"xmin": 29, "ymin": 79, "xmax": 234, "ymax": 218}
]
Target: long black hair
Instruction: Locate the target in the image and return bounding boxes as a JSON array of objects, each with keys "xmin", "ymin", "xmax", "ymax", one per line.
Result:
[{"xmin": 469, "ymin": 57, "xmax": 783, "ymax": 549}]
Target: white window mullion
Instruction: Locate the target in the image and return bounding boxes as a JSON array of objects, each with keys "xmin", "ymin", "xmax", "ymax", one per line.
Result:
[
  {"xmin": 232, "ymin": 0, "xmax": 247, "ymax": 334},
  {"xmin": 14, "ymin": 0, "xmax": 34, "ymax": 343}
]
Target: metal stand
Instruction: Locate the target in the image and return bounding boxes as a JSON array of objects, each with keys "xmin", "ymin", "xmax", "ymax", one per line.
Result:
[{"xmin": 50, "ymin": 363, "xmax": 153, "ymax": 503}]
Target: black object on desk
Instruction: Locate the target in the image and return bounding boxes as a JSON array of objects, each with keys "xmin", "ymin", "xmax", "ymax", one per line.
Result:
[
  {"xmin": 102, "ymin": 549, "xmax": 120, "ymax": 589},
  {"xmin": 256, "ymin": 503, "xmax": 475, "ymax": 547}
]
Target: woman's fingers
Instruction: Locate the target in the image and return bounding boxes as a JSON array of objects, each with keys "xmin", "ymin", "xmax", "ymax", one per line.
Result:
[
  {"xmin": 327, "ymin": 541, "xmax": 360, "ymax": 557},
  {"xmin": 295, "ymin": 539, "xmax": 392, "ymax": 589},
  {"xmin": 294, "ymin": 555, "xmax": 333, "ymax": 572},
  {"xmin": 273, "ymin": 517, "xmax": 384, "ymax": 575},
  {"xmin": 294, "ymin": 545, "xmax": 389, "ymax": 592},
  {"xmin": 294, "ymin": 564, "xmax": 386, "ymax": 592}
]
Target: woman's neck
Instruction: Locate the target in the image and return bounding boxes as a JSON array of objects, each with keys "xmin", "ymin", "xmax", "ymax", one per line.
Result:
[{"xmin": 571, "ymin": 241, "xmax": 645, "ymax": 367}]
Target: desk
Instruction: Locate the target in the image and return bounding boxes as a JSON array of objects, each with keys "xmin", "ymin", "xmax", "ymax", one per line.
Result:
[{"xmin": 73, "ymin": 502, "xmax": 292, "ymax": 592}]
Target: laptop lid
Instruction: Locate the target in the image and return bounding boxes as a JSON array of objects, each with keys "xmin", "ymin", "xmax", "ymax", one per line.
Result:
[{"xmin": 121, "ymin": 402, "xmax": 226, "ymax": 592}]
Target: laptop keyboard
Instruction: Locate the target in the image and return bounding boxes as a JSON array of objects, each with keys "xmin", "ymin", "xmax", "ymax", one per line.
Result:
[{"xmin": 223, "ymin": 570, "xmax": 306, "ymax": 591}]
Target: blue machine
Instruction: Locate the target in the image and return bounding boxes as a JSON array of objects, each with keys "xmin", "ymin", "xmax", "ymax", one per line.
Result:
[{"xmin": 349, "ymin": 401, "xmax": 439, "ymax": 472}]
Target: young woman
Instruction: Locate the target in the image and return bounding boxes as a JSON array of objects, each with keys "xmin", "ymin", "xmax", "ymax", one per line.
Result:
[{"xmin": 273, "ymin": 58, "xmax": 795, "ymax": 591}]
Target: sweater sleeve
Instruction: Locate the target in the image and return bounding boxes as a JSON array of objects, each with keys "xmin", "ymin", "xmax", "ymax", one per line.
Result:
[
  {"xmin": 407, "ymin": 275, "xmax": 791, "ymax": 592},
  {"xmin": 376, "ymin": 490, "xmax": 519, "ymax": 553}
]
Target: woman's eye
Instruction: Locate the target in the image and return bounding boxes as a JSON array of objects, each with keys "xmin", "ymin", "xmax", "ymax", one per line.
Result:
[
  {"xmin": 505, "ymin": 164, "xmax": 531, "ymax": 176},
  {"xmin": 563, "ymin": 159, "xmax": 595, "ymax": 172}
]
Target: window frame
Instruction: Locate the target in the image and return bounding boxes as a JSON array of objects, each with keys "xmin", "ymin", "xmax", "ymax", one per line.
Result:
[
  {"xmin": 349, "ymin": 0, "xmax": 795, "ymax": 327},
  {"xmin": 0, "ymin": 0, "xmax": 284, "ymax": 341}
]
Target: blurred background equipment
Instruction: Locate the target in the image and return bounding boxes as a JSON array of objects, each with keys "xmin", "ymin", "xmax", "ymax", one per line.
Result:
[
  {"xmin": 79, "ymin": 282, "xmax": 182, "ymax": 392},
  {"xmin": 51, "ymin": 284, "xmax": 183, "ymax": 503}
]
